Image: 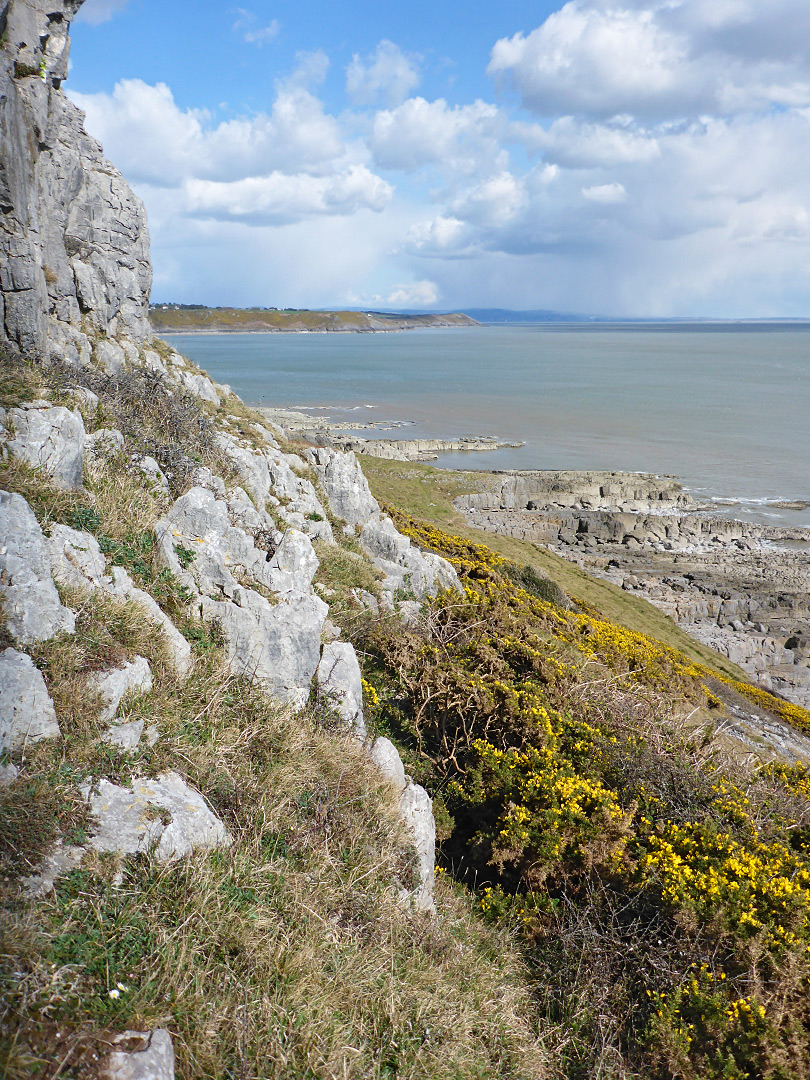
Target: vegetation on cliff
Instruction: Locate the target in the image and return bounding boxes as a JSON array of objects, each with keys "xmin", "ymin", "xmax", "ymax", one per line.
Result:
[
  {"xmin": 4, "ymin": 350, "xmax": 810, "ymax": 1079},
  {"xmin": 148, "ymin": 307, "xmax": 478, "ymax": 334}
]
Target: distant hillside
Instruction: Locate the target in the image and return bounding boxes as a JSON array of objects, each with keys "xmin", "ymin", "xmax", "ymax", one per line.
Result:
[{"xmin": 149, "ymin": 306, "xmax": 479, "ymax": 333}]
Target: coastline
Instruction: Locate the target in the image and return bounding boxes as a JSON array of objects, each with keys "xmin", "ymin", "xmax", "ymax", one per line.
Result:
[{"xmin": 262, "ymin": 402, "xmax": 810, "ymax": 712}]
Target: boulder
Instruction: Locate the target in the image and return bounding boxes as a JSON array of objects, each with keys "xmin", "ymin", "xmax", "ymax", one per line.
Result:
[
  {"xmin": 0, "ymin": 647, "xmax": 61, "ymax": 751},
  {"xmin": 369, "ymin": 736, "xmax": 407, "ymax": 794},
  {"xmin": 0, "ymin": 491, "xmax": 75, "ymax": 643},
  {"xmin": 46, "ymin": 524, "xmax": 107, "ymax": 590},
  {"xmin": 398, "ymin": 782, "xmax": 436, "ymax": 913},
  {"xmin": 100, "ymin": 1029, "xmax": 175, "ymax": 1080},
  {"xmin": 0, "ymin": 762, "xmax": 19, "ymax": 787},
  {"xmin": 314, "ymin": 447, "xmax": 380, "ymax": 526},
  {"xmin": 94, "ymin": 339, "xmax": 126, "ymax": 376},
  {"xmin": 103, "ymin": 719, "xmax": 146, "ymax": 752},
  {"xmin": 89, "ymin": 656, "xmax": 153, "ymax": 723},
  {"xmin": 316, "ymin": 641, "xmax": 365, "ymax": 736},
  {"xmin": 133, "ymin": 455, "xmax": 170, "ymax": 495},
  {"xmin": 85, "ymin": 427, "xmax": 125, "ymax": 460},
  {"xmin": 84, "ymin": 772, "xmax": 231, "ymax": 861},
  {"xmin": 202, "ymin": 587, "xmax": 327, "ymax": 706},
  {"xmin": 0, "ymin": 403, "xmax": 85, "ymax": 489},
  {"xmin": 174, "ymin": 368, "xmax": 220, "ymax": 406}
]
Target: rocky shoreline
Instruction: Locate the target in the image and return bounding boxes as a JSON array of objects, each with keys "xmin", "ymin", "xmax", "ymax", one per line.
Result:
[
  {"xmin": 257, "ymin": 406, "xmax": 525, "ymax": 461},
  {"xmin": 450, "ymin": 469, "xmax": 810, "ymax": 708}
]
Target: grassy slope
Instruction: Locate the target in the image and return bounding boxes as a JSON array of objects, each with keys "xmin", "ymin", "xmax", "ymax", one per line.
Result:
[
  {"xmin": 149, "ymin": 308, "xmax": 475, "ymax": 333},
  {"xmin": 359, "ymin": 455, "xmax": 747, "ymax": 681}
]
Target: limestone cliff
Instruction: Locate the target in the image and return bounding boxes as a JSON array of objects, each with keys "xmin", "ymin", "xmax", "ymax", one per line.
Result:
[{"xmin": 0, "ymin": 0, "xmax": 151, "ymax": 367}]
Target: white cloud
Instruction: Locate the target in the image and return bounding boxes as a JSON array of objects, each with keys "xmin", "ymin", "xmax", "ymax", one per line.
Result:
[
  {"xmin": 75, "ymin": 0, "xmax": 130, "ymax": 24},
  {"xmin": 374, "ymin": 281, "xmax": 440, "ymax": 307},
  {"xmin": 346, "ymin": 41, "xmax": 421, "ymax": 107},
  {"xmin": 406, "ymin": 217, "xmax": 472, "ymax": 256},
  {"xmin": 451, "ymin": 172, "xmax": 527, "ymax": 226},
  {"xmin": 232, "ymin": 9, "xmax": 280, "ymax": 46},
  {"xmin": 488, "ymin": 0, "xmax": 810, "ymax": 120},
  {"xmin": 70, "ymin": 78, "xmax": 345, "ymax": 186},
  {"xmin": 370, "ymin": 97, "xmax": 501, "ymax": 171},
  {"xmin": 514, "ymin": 117, "xmax": 661, "ymax": 168},
  {"xmin": 71, "ymin": 2, "xmax": 810, "ymax": 316},
  {"xmin": 184, "ymin": 167, "xmax": 392, "ymax": 226},
  {"xmin": 582, "ymin": 182, "xmax": 627, "ymax": 203}
]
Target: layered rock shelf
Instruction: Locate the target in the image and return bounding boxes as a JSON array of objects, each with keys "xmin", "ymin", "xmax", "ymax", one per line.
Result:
[
  {"xmin": 257, "ymin": 406, "xmax": 524, "ymax": 461},
  {"xmin": 454, "ymin": 469, "xmax": 810, "ymax": 708}
]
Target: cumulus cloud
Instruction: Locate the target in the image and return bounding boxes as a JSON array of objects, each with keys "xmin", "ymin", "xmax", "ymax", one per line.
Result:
[
  {"xmin": 72, "ymin": 1, "xmax": 810, "ymax": 315},
  {"xmin": 75, "ymin": 0, "xmax": 130, "ymax": 24},
  {"xmin": 488, "ymin": 0, "xmax": 810, "ymax": 120},
  {"xmin": 370, "ymin": 97, "xmax": 501, "ymax": 171},
  {"xmin": 363, "ymin": 281, "xmax": 440, "ymax": 307},
  {"xmin": 346, "ymin": 40, "xmax": 421, "ymax": 107},
  {"xmin": 582, "ymin": 182, "xmax": 627, "ymax": 203},
  {"xmin": 184, "ymin": 167, "xmax": 392, "ymax": 226},
  {"xmin": 70, "ymin": 78, "xmax": 345, "ymax": 186},
  {"xmin": 232, "ymin": 9, "xmax": 280, "ymax": 46}
]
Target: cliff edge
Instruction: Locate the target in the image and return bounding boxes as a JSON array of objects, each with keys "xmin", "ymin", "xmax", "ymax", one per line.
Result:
[{"xmin": 0, "ymin": 0, "xmax": 151, "ymax": 366}]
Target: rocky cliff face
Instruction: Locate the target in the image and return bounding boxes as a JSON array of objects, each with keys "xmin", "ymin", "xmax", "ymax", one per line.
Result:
[{"xmin": 0, "ymin": 0, "xmax": 152, "ymax": 366}]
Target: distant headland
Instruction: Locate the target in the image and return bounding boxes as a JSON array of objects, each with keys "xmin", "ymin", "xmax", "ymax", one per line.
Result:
[{"xmin": 149, "ymin": 304, "xmax": 479, "ymax": 333}]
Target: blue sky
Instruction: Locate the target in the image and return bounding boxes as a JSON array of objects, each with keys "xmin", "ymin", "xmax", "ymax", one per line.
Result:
[{"xmin": 69, "ymin": 0, "xmax": 810, "ymax": 316}]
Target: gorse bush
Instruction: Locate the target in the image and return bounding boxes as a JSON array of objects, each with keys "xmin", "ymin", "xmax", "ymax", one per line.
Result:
[{"xmin": 363, "ymin": 512, "xmax": 810, "ymax": 1079}]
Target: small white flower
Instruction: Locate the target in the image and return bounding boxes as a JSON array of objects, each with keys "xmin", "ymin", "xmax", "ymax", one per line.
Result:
[
  {"xmin": 116, "ymin": 982, "xmax": 130, "ymax": 991},
  {"xmin": 108, "ymin": 988, "xmax": 120, "ymax": 999}
]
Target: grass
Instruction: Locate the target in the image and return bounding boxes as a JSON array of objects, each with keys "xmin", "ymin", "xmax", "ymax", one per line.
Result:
[
  {"xmin": 360, "ymin": 455, "xmax": 747, "ymax": 681},
  {"xmin": 1, "ymin": 657, "xmax": 551, "ymax": 1080}
]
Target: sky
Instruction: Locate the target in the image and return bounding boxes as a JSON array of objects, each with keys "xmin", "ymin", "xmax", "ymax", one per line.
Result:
[{"xmin": 68, "ymin": 0, "xmax": 810, "ymax": 317}]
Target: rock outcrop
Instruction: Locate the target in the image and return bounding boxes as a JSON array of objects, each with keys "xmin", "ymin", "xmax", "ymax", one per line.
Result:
[
  {"xmin": 0, "ymin": 489, "xmax": 75, "ymax": 642},
  {"xmin": 308, "ymin": 445, "xmax": 460, "ymax": 601},
  {"xmin": 0, "ymin": 646, "xmax": 60, "ymax": 750},
  {"xmin": 100, "ymin": 1029, "xmax": 175, "ymax": 1080},
  {"xmin": 0, "ymin": 0, "xmax": 152, "ymax": 362}
]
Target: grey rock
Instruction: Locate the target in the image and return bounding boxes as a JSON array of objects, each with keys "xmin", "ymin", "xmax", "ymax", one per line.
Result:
[
  {"xmin": 267, "ymin": 529, "xmax": 319, "ymax": 593},
  {"xmin": 22, "ymin": 841, "xmax": 85, "ymax": 898},
  {"xmin": 90, "ymin": 656, "xmax": 152, "ymax": 723},
  {"xmin": 398, "ymin": 600, "xmax": 422, "ymax": 626},
  {"xmin": 0, "ymin": 647, "xmax": 60, "ymax": 751},
  {"xmin": 94, "ymin": 339, "xmax": 126, "ymax": 376},
  {"xmin": 316, "ymin": 641, "xmax": 365, "ymax": 736},
  {"xmin": 0, "ymin": 491, "xmax": 75, "ymax": 642},
  {"xmin": 311, "ymin": 449, "xmax": 458, "ymax": 599},
  {"xmin": 0, "ymin": 404, "xmax": 85, "ymax": 488},
  {"xmin": 369, "ymin": 736, "xmax": 407, "ymax": 795},
  {"xmin": 46, "ymin": 523, "xmax": 107, "ymax": 590},
  {"xmin": 69, "ymin": 386, "xmax": 100, "ymax": 414},
  {"xmin": 0, "ymin": 762, "xmax": 19, "ymax": 787},
  {"xmin": 133, "ymin": 455, "xmax": 170, "ymax": 495},
  {"xmin": 0, "ymin": 0, "xmax": 152, "ymax": 361},
  {"xmin": 316, "ymin": 447, "xmax": 380, "ymax": 526},
  {"xmin": 100, "ymin": 1029, "xmax": 175, "ymax": 1080},
  {"xmin": 174, "ymin": 368, "xmax": 220, "ymax": 406},
  {"xmin": 202, "ymin": 587, "xmax": 328, "ymax": 706},
  {"xmin": 190, "ymin": 465, "xmax": 226, "ymax": 498},
  {"xmin": 398, "ymin": 782, "xmax": 436, "ymax": 913},
  {"xmin": 84, "ymin": 772, "xmax": 231, "ymax": 861},
  {"xmin": 85, "ymin": 426, "xmax": 125, "ymax": 460},
  {"xmin": 103, "ymin": 719, "xmax": 146, "ymax": 752},
  {"xmin": 360, "ymin": 515, "xmax": 458, "ymax": 600}
]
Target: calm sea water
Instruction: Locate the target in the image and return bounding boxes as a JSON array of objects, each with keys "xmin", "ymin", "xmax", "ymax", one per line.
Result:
[{"xmin": 163, "ymin": 324, "xmax": 810, "ymax": 528}]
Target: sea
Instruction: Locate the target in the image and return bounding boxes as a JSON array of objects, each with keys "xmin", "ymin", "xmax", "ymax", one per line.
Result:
[{"xmin": 162, "ymin": 323, "xmax": 810, "ymax": 530}]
